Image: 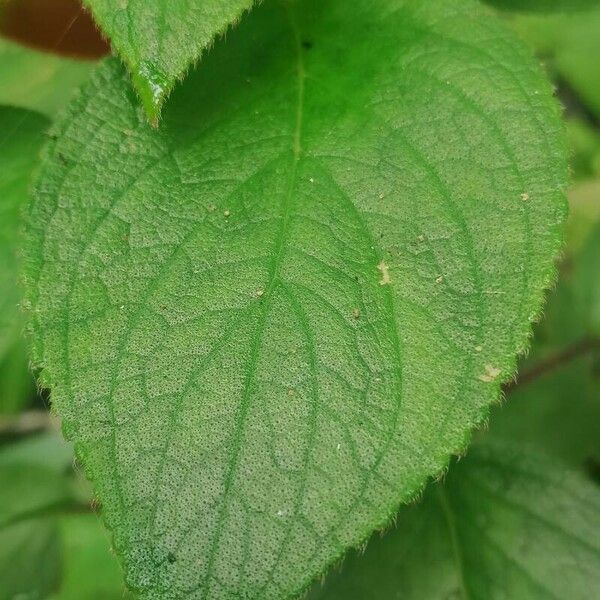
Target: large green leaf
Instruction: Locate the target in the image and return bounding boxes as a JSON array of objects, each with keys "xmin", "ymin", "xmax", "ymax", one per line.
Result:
[
  {"xmin": 83, "ymin": 0, "xmax": 255, "ymax": 122},
  {"xmin": 24, "ymin": 0, "xmax": 567, "ymax": 597},
  {"xmin": 0, "ymin": 106, "xmax": 49, "ymax": 413},
  {"xmin": 309, "ymin": 443, "xmax": 600, "ymax": 600}
]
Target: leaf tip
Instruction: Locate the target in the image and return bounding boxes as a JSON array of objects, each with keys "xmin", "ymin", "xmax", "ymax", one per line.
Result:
[{"xmin": 131, "ymin": 60, "xmax": 170, "ymax": 126}]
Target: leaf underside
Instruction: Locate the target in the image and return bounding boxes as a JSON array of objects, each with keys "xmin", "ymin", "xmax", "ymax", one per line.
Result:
[
  {"xmin": 83, "ymin": 0, "xmax": 255, "ymax": 122},
  {"xmin": 25, "ymin": 0, "xmax": 567, "ymax": 598},
  {"xmin": 309, "ymin": 443, "xmax": 600, "ymax": 600}
]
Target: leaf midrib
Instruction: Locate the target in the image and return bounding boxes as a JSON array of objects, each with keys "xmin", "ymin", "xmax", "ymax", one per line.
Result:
[{"xmin": 197, "ymin": 4, "xmax": 308, "ymax": 593}]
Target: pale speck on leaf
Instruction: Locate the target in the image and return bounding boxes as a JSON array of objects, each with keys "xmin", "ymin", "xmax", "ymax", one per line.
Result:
[
  {"xmin": 478, "ymin": 365, "xmax": 502, "ymax": 383},
  {"xmin": 377, "ymin": 261, "xmax": 391, "ymax": 285}
]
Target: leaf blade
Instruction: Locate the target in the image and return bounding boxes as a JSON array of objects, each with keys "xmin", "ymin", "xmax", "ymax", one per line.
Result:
[{"xmin": 25, "ymin": 0, "xmax": 568, "ymax": 597}]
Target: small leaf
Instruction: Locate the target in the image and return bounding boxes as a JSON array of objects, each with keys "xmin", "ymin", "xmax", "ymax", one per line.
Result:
[
  {"xmin": 25, "ymin": 0, "xmax": 568, "ymax": 597},
  {"xmin": 83, "ymin": 0, "xmax": 256, "ymax": 122},
  {"xmin": 0, "ymin": 518, "xmax": 63, "ymax": 600},
  {"xmin": 0, "ymin": 436, "xmax": 74, "ymax": 600},
  {"xmin": 53, "ymin": 514, "xmax": 134, "ymax": 600},
  {"xmin": 0, "ymin": 106, "xmax": 49, "ymax": 413},
  {"xmin": 509, "ymin": 4, "xmax": 600, "ymax": 117},
  {"xmin": 309, "ymin": 443, "xmax": 600, "ymax": 599},
  {"xmin": 0, "ymin": 38, "xmax": 95, "ymax": 117}
]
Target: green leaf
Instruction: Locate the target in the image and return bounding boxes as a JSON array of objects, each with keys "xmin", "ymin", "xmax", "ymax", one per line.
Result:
[
  {"xmin": 567, "ymin": 119, "xmax": 600, "ymax": 182},
  {"xmin": 0, "ymin": 106, "xmax": 49, "ymax": 413},
  {"xmin": 0, "ymin": 460, "xmax": 72, "ymax": 527},
  {"xmin": 508, "ymin": 5, "xmax": 600, "ymax": 118},
  {"xmin": 24, "ymin": 0, "xmax": 568, "ymax": 596},
  {"xmin": 0, "ymin": 429, "xmax": 74, "ymax": 473},
  {"xmin": 83, "ymin": 0, "xmax": 255, "ymax": 122},
  {"xmin": 570, "ymin": 225, "xmax": 600, "ymax": 336},
  {"xmin": 0, "ymin": 436, "xmax": 74, "ymax": 600},
  {"xmin": 51, "ymin": 514, "xmax": 134, "ymax": 600},
  {"xmin": 0, "ymin": 517, "xmax": 63, "ymax": 600},
  {"xmin": 485, "ymin": 0, "xmax": 600, "ymax": 13},
  {"xmin": 309, "ymin": 442, "xmax": 600, "ymax": 600},
  {"xmin": 0, "ymin": 341, "xmax": 34, "ymax": 413},
  {"xmin": 491, "ymin": 352, "xmax": 600, "ymax": 466},
  {"xmin": 0, "ymin": 37, "xmax": 94, "ymax": 117},
  {"xmin": 566, "ymin": 179, "xmax": 600, "ymax": 252},
  {"xmin": 0, "ymin": 433, "xmax": 128, "ymax": 599},
  {"xmin": 533, "ymin": 192, "xmax": 600, "ymax": 346}
]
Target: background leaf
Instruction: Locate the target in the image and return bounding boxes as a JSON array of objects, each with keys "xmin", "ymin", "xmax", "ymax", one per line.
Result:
[
  {"xmin": 508, "ymin": 3, "xmax": 600, "ymax": 117},
  {"xmin": 0, "ymin": 37, "xmax": 94, "ymax": 117},
  {"xmin": 0, "ymin": 433, "xmax": 74, "ymax": 600},
  {"xmin": 50, "ymin": 514, "xmax": 133, "ymax": 600},
  {"xmin": 0, "ymin": 432, "xmax": 129, "ymax": 600},
  {"xmin": 24, "ymin": 0, "xmax": 568, "ymax": 597},
  {"xmin": 0, "ymin": 518, "xmax": 63, "ymax": 600},
  {"xmin": 308, "ymin": 443, "xmax": 600, "ymax": 600},
  {"xmin": 485, "ymin": 0, "xmax": 600, "ymax": 13},
  {"xmin": 0, "ymin": 106, "xmax": 49, "ymax": 414}
]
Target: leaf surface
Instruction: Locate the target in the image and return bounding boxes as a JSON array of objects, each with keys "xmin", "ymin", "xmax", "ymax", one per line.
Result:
[
  {"xmin": 309, "ymin": 443, "xmax": 600, "ymax": 600},
  {"xmin": 83, "ymin": 0, "xmax": 255, "ymax": 122},
  {"xmin": 25, "ymin": 0, "xmax": 568, "ymax": 597}
]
